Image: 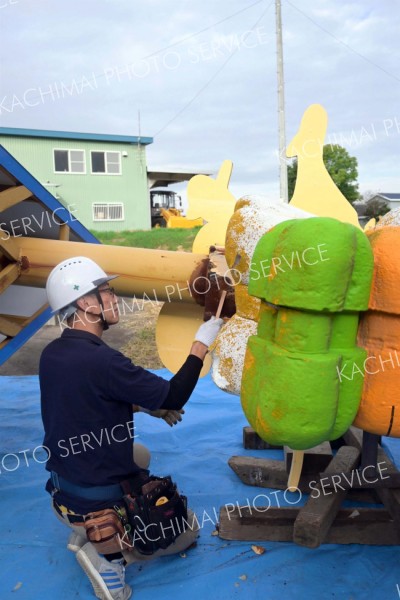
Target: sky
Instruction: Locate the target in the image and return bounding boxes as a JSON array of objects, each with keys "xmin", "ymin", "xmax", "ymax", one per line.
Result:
[{"xmin": 0, "ymin": 0, "xmax": 399, "ymax": 202}]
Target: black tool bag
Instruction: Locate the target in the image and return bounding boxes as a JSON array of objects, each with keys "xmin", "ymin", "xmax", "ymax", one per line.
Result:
[{"xmin": 122, "ymin": 475, "xmax": 188, "ymax": 555}]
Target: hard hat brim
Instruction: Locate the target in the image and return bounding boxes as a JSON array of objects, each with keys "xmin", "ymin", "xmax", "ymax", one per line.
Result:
[{"xmin": 92, "ymin": 274, "xmax": 119, "ymax": 287}]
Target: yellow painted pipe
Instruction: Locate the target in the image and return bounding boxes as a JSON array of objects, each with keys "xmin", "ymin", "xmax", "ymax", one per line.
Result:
[{"xmin": 10, "ymin": 237, "xmax": 207, "ymax": 304}]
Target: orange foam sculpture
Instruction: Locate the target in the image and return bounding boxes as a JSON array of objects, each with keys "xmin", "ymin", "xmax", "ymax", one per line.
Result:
[{"xmin": 354, "ymin": 226, "xmax": 400, "ymax": 437}]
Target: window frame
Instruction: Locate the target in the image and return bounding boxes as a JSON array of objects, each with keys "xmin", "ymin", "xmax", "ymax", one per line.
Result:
[
  {"xmin": 53, "ymin": 148, "xmax": 86, "ymax": 174},
  {"xmin": 92, "ymin": 202, "xmax": 125, "ymax": 222},
  {"xmin": 90, "ymin": 150, "xmax": 122, "ymax": 175}
]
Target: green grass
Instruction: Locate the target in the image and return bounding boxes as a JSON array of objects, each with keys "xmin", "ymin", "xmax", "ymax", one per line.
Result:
[{"xmin": 91, "ymin": 227, "xmax": 201, "ymax": 251}]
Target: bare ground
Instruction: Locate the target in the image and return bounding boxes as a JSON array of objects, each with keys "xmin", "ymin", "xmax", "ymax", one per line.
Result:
[
  {"xmin": 0, "ymin": 300, "xmax": 163, "ymax": 375},
  {"xmin": 118, "ymin": 301, "xmax": 163, "ymax": 369}
]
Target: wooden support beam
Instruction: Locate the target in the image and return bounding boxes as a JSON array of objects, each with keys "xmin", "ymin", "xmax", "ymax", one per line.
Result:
[
  {"xmin": 346, "ymin": 488, "xmax": 381, "ymax": 504},
  {"xmin": 0, "ymin": 262, "xmax": 20, "ymax": 294},
  {"xmin": 0, "ymin": 315, "xmax": 22, "ymax": 337},
  {"xmin": 0, "ymin": 314, "xmax": 26, "ymax": 326},
  {"xmin": 319, "ymin": 469, "xmax": 400, "ymax": 489},
  {"xmin": 284, "ymin": 442, "xmax": 332, "ymax": 474},
  {"xmin": 293, "ymin": 446, "xmax": 360, "ymax": 548},
  {"xmin": 372, "ymin": 450, "xmax": 400, "ymax": 531},
  {"xmin": 342, "ymin": 426, "xmax": 363, "ymax": 449},
  {"xmin": 0, "ymin": 231, "xmax": 20, "ymax": 261},
  {"xmin": 218, "ymin": 506, "xmax": 400, "ymax": 545},
  {"xmin": 0, "ymin": 185, "xmax": 33, "ymax": 212},
  {"xmin": 341, "ymin": 428, "xmax": 400, "ymax": 529},
  {"xmin": 243, "ymin": 426, "xmax": 282, "ymax": 450},
  {"xmin": 59, "ymin": 224, "xmax": 70, "ymax": 241},
  {"xmin": 228, "ymin": 455, "xmax": 317, "ymax": 492},
  {"xmin": 360, "ymin": 431, "xmax": 380, "ymax": 470}
]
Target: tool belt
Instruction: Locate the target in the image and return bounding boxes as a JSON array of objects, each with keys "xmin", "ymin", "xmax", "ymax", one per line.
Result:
[
  {"xmin": 121, "ymin": 475, "xmax": 188, "ymax": 555},
  {"xmin": 83, "ymin": 506, "xmax": 131, "ymax": 555},
  {"xmin": 49, "ymin": 470, "xmax": 187, "ymax": 555}
]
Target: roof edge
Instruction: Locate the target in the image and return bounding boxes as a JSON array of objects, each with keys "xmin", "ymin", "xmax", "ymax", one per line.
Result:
[{"xmin": 0, "ymin": 127, "xmax": 153, "ymax": 145}]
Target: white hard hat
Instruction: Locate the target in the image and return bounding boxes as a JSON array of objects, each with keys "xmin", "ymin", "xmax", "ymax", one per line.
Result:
[{"xmin": 46, "ymin": 256, "xmax": 118, "ymax": 313}]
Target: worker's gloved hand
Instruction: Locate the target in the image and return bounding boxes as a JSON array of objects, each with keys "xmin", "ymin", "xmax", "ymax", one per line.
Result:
[
  {"xmin": 142, "ymin": 408, "xmax": 185, "ymax": 426},
  {"xmin": 160, "ymin": 409, "xmax": 184, "ymax": 427},
  {"xmin": 194, "ymin": 316, "xmax": 224, "ymax": 348}
]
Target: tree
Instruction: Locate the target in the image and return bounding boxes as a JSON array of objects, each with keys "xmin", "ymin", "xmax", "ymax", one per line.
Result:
[
  {"xmin": 364, "ymin": 197, "xmax": 390, "ymax": 219},
  {"xmin": 287, "ymin": 144, "xmax": 360, "ymax": 204}
]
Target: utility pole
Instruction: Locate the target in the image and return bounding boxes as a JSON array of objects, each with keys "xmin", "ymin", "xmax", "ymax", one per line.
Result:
[{"xmin": 275, "ymin": 0, "xmax": 288, "ymax": 202}]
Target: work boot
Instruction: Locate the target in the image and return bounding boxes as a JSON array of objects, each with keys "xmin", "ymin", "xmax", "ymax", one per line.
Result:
[
  {"xmin": 67, "ymin": 531, "xmax": 86, "ymax": 553},
  {"xmin": 76, "ymin": 542, "xmax": 132, "ymax": 600}
]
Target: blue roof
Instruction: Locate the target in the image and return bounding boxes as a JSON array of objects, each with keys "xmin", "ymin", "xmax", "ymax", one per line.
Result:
[
  {"xmin": 0, "ymin": 127, "xmax": 153, "ymax": 145},
  {"xmin": 379, "ymin": 193, "xmax": 400, "ymax": 200}
]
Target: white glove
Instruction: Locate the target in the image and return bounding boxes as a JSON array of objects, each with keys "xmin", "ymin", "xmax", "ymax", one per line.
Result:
[
  {"xmin": 140, "ymin": 408, "xmax": 184, "ymax": 427},
  {"xmin": 194, "ymin": 316, "xmax": 224, "ymax": 348}
]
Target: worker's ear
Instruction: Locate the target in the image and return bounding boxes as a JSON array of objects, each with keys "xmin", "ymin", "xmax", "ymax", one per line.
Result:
[
  {"xmin": 76, "ymin": 295, "xmax": 96, "ymax": 311},
  {"xmin": 75, "ymin": 297, "xmax": 86, "ymax": 311}
]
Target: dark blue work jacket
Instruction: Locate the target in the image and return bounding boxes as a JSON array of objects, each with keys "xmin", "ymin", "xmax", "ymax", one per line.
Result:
[{"xmin": 39, "ymin": 328, "xmax": 169, "ymax": 510}]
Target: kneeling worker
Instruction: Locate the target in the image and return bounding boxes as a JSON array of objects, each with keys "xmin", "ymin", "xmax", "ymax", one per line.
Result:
[{"xmin": 39, "ymin": 256, "xmax": 223, "ymax": 600}]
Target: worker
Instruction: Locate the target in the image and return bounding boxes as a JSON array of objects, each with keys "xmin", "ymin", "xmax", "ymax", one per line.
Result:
[{"xmin": 39, "ymin": 256, "xmax": 223, "ymax": 600}]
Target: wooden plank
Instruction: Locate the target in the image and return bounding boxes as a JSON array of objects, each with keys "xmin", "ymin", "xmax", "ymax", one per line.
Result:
[
  {"xmin": 0, "ymin": 315, "xmax": 22, "ymax": 337},
  {"xmin": 285, "ymin": 442, "xmax": 332, "ymax": 474},
  {"xmin": 228, "ymin": 455, "xmax": 317, "ymax": 492},
  {"xmin": 59, "ymin": 224, "xmax": 70, "ymax": 241},
  {"xmin": 0, "ymin": 262, "xmax": 20, "ymax": 294},
  {"xmin": 0, "ymin": 303, "xmax": 49, "ymax": 348},
  {"xmin": 0, "ymin": 314, "xmax": 26, "ymax": 326},
  {"xmin": 293, "ymin": 445, "xmax": 360, "ymax": 548},
  {"xmin": 346, "ymin": 488, "xmax": 381, "ymax": 504},
  {"xmin": 243, "ymin": 426, "xmax": 282, "ymax": 450},
  {"xmin": 360, "ymin": 431, "xmax": 380, "ymax": 470},
  {"xmin": 372, "ymin": 449, "xmax": 400, "ymax": 530},
  {"xmin": 351, "ymin": 443, "xmax": 400, "ymax": 529},
  {"xmin": 0, "ymin": 185, "xmax": 32, "ymax": 212},
  {"xmin": 342, "ymin": 426, "xmax": 363, "ymax": 450},
  {"xmin": 319, "ymin": 470, "xmax": 400, "ymax": 489},
  {"xmin": 218, "ymin": 506, "xmax": 400, "ymax": 545},
  {"xmin": 0, "ymin": 232, "xmax": 20, "ymax": 261}
]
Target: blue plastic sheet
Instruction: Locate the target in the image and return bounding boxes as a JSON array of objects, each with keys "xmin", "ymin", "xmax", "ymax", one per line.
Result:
[{"xmin": 0, "ymin": 372, "xmax": 399, "ymax": 599}]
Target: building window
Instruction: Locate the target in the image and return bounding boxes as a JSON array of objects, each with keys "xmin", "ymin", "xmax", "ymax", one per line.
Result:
[
  {"xmin": 93, "ymin": 203, "xmax": 124, "ymax": 221},
  {"xmin": 54, "ymin": 149, "xmax": 85, "ymax": 173},
  {"xmin": 91, "ymin": 151, "xmax": 121, "ymax": 175}
]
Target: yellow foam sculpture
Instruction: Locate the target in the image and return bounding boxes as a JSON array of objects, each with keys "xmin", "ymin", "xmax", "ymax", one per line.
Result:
[
  {"xmin": 287, "ymin": 104, "xmax": 360, "ymax": 228},
  {"xmin": 186, "ymin": 160, "xmax": 237, "ymax": 254},
  {"xmin": 155, "ymin": 160, "xmax": 236, "ymax": 376}
]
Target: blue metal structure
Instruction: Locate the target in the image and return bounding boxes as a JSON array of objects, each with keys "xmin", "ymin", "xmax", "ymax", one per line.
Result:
[{"xmin": 0, "ymin": 144, "xmax": 100, "ymax": 366}]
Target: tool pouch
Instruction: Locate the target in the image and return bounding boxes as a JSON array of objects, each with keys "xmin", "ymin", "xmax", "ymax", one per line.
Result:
[
  {"xmin": 122, "ymin": 475, "xmax": 188, "ymax": 555},
  {"xmin": 84, "ymin": 507, "xmax": 132, "ymax": 555}
]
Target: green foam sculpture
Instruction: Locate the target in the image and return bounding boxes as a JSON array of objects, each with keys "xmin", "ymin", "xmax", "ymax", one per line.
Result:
[{"xmin": 241, "ymin": 217, "xmax": 374, "ymax": 450}]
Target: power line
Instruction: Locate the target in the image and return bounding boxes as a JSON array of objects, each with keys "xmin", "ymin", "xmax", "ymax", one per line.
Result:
[
  {"xmin": 144, "ymin": 0, "xmax": 267, "ymax": 60},
  {"xmin": 154, "ymin": 1, "xmax": 274, "ymax": 137},
  {"xmin": 286, "ymin": 0, "xmax": 400, "ymax": 84}
]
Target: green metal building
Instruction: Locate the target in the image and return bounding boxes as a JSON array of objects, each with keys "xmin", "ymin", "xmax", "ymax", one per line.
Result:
[{"xmin": 0, "ymin": 127, "xmax": 153, "ymax": 231}]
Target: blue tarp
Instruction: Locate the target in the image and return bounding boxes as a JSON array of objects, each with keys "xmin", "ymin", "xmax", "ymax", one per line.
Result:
[{"xmin": 0, "ymin": 372, "xmax": 399, "ymax": 599}]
